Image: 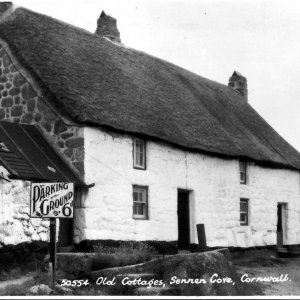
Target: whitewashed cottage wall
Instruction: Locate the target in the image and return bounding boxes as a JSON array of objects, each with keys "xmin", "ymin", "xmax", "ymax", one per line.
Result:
[{"xmin": 75, "ymin": 127, "xmax": 300, "ymax": 248}]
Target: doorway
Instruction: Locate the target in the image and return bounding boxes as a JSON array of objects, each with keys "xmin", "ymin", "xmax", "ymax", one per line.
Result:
[
  {"xmin": 57, "ymin": 187, "xmax": 82, "ymax": 248},
  {"xmin": 58, "ymin": 218, "xmax": 73, "ymax": 247},
  {"xmin": 277, "ymin": 203, "xmax": 286, "ymax": 248},
  {"xmin": 177, "ymin": 189, "xmax": 190, "ymax": 250}
]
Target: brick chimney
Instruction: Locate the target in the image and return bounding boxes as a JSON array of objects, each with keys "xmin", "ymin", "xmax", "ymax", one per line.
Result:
[
  {"xmin": 95, "ymin": 11, "xmax": 121, "ymax": 43},
  {"xmin": 228, "ymin": 71, "xmax": 248, "ymax": 101}
]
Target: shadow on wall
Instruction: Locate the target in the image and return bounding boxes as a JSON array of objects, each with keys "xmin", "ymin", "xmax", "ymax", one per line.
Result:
[{"xmin": 72, "ymin": 187, "xmax": 88, "ymax": 246}]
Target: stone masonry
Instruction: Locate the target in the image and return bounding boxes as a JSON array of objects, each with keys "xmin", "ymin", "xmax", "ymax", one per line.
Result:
[
  {"xmin": 0, "ymin": 176, "xmax": 50, "ymax": 245},
  {"xmin": 0, "ymin": 45, "xmax": 84, "ymax": 246},
  {"xmin": 0, "ymin": 46, "xmax": 84, "ymax": 176}
]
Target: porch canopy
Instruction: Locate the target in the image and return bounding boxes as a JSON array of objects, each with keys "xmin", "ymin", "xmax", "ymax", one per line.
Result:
[{"xmin": 0, "ymin": 121, "xmax": 87, "ymax": 187}]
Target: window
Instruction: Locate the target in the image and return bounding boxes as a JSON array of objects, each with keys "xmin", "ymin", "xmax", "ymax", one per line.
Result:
[
  {"xmin": 132, "ymin": 185, "xmax": 148, "ymax": 220},
  {"xmin": 239, "ymin": 161, "xmax": 247, "ymax": 184},
  {"xmin": 240, "ymin": 198, "xmax": 249, "ymax": 225},
  {"xmin": 133, "ymin": 138, "xmax": 146, "ymax": 169}
]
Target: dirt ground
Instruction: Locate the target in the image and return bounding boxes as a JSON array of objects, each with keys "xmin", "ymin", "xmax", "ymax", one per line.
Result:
[
  {"xmin": 234, "ymin": 254, "xmax": 300, "ymax": 296},
  {"xmin": 1, "ymin": 251, "xmax": 300, "ymax": 296}
]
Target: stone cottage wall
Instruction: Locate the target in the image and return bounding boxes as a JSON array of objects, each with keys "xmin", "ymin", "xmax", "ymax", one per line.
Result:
[
  {"xmin": 0, "ymin": 45, "xmax": 84, "ymax": 246},
  {"xmin": 0, "ymin": 46, "xmax": 84, "ymax": 175},
  {"xmin": 77, "ymin": 127, "xmax": 300, "ymax": 248},
  {"xmin": 0, "ymin": 177, "xmax": 50, "ymax": 245}
]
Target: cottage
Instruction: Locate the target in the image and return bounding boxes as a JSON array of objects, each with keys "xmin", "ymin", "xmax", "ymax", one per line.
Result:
[{"xmin": 0, "ymin": 3, "xmax": 299, "ymax": 252}]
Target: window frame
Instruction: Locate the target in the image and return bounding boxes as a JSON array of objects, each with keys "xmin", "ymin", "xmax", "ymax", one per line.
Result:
[
  {"xmin": 133, "ymin": 138, "xmax": 146, "ymax": 170},
  {"xmin": 240, "ymin": 198, "xmax": 249, "ymax": 226},
  {"xmin": 132, "ymin": 185, "xmax": 148, "ymax": 220},
  {"xmin": 239, "ymin": 160, "xmax": 247, "ymax": 184}
]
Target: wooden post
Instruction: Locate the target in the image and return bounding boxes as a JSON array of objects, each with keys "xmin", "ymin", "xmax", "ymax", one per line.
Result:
[
  {"xmin": 196, "ymin": 224, "xmax": 207, "ymax": 252},
  {"xmin": 49, "ymin": 218, "xmax": 57, "ymax": 289}
]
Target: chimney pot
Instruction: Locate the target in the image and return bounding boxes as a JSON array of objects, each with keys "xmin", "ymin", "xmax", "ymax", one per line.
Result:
[
  {"xmin": 95, "ymin": 11, "xmax": 121, "ymax": 43},
  {"xmin": 228, "ymin": 71, "xmax": 248, "ymax": 101}
]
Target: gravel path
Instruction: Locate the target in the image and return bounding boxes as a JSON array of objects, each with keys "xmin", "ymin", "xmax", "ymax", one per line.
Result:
[
  {"xmin": 235, "ymin": 257, "xmax": 300, "ymax": 296},
  {"xmin": 0, "ymin": 274, "xmax": 35, "ymax": 291}
]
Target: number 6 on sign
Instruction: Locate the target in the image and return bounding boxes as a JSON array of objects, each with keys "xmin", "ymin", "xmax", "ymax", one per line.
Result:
[{"xmin": 30, "ymin": 182, "xmax": 74, "ymax": 218}]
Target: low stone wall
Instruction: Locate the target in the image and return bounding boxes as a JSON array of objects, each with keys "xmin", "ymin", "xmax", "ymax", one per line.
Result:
[
  {"xmin": 55, "ymin": 248, "xmax": 239, "ymax": 295},
  {"xmin": 0, "ymin": 241, "xmax": 48, "ymax": 275},
  {"xmin": 56, "ymin": 253, "xmax": 95, "ymax": 279},
  {"xmin": 90, "ymin": 249, "xmax": 239, "ymax": 296}
]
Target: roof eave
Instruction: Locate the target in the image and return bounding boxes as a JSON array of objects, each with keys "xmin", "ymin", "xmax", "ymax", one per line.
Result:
[{"xmin": 8, "ymin": 174, "xmax": 94, "ymax": 188}]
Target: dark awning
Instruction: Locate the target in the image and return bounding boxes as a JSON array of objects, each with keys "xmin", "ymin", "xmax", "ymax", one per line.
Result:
[{"xmin": 0, "ymin": 121, "xmax": 89, "ymax": 187}]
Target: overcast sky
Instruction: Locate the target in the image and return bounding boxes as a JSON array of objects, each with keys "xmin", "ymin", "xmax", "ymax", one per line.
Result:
[{"xmin": 14, "ymin": 0, "xmax": 300, "ymax": 151}]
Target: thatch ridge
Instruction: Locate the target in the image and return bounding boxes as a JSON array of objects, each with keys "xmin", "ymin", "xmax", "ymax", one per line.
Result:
[{"xmin": 0, "ymin": 7, "xmax": 299, "ymax": 170}]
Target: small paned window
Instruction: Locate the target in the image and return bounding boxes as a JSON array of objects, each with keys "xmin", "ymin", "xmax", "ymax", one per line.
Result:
[
  {"xmin": 239, "ymin": 161, "xmax": 247, "ymax": 184},
  {"xmin": 133, "ymin": 138, "xmax": 146, "ymax": 169},
  {"xmin": 240, "ymin": 198, "xmax": 249, "ymax": 225},
  {"xmin": 133, "ymin": 186, "xmax": 148, "ymax": 220}
]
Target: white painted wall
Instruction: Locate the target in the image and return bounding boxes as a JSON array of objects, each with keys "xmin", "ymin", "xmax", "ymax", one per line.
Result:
[{"xmin": 74, "ymin": 127, "xmax": 300, "ymax": 248}]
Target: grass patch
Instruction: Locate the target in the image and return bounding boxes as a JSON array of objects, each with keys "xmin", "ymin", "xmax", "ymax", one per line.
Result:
[
  {"xmin": 92, "ymin": 242, "xmax": 157, "ymax": 271},
  {"xmin": 0, "ymin": 272, "xmax": 49, "ymax": 296}
]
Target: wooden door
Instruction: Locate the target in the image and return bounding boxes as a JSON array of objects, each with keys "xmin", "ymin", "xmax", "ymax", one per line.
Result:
[
  {"xmin": 177, "ymin": 190, "xmax": 190, "ymax": 250},
  {"xmin": 277, "ymin": 204, "xmax": 283, "ymax": 247},
  {"xmin": 58, "ymin": 218, "xmax": 73, "ymax": 247}
]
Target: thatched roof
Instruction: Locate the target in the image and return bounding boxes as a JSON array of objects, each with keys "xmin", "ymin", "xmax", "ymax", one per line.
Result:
[{"xmin": 0, "ymin": 7, "xmax": 300, "ymax": 170}]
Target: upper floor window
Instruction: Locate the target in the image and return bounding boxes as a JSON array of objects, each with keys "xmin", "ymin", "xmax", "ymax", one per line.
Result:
[
  {"xmin": 240, "ymin": 198, "xmax": 249, "ymax": 225},
  {"xmin": 239, "ymin": 161, "xmax": 247, "ymax": 184},
  {"xmin": 133, "ymin": 138, "xmax": 146, "ymax": 170},
  {"xmin": 132, "ymin": 185, "xmax": 148, "ymax": 220}
]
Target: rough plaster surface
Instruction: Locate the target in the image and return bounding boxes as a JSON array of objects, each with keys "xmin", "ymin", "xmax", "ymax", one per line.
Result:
[{"xmin": 75, "ymin": 127, "xmax": 300, "ymax": 247}]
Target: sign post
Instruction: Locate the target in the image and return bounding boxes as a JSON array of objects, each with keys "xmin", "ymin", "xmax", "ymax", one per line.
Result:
[
  {"xmin": 49, "ymin": 218, "xmax": 57, "ymax": 288},
  {"xmin": 30, "ymin": 182, "xmax": 74, "ymax": 289}
]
